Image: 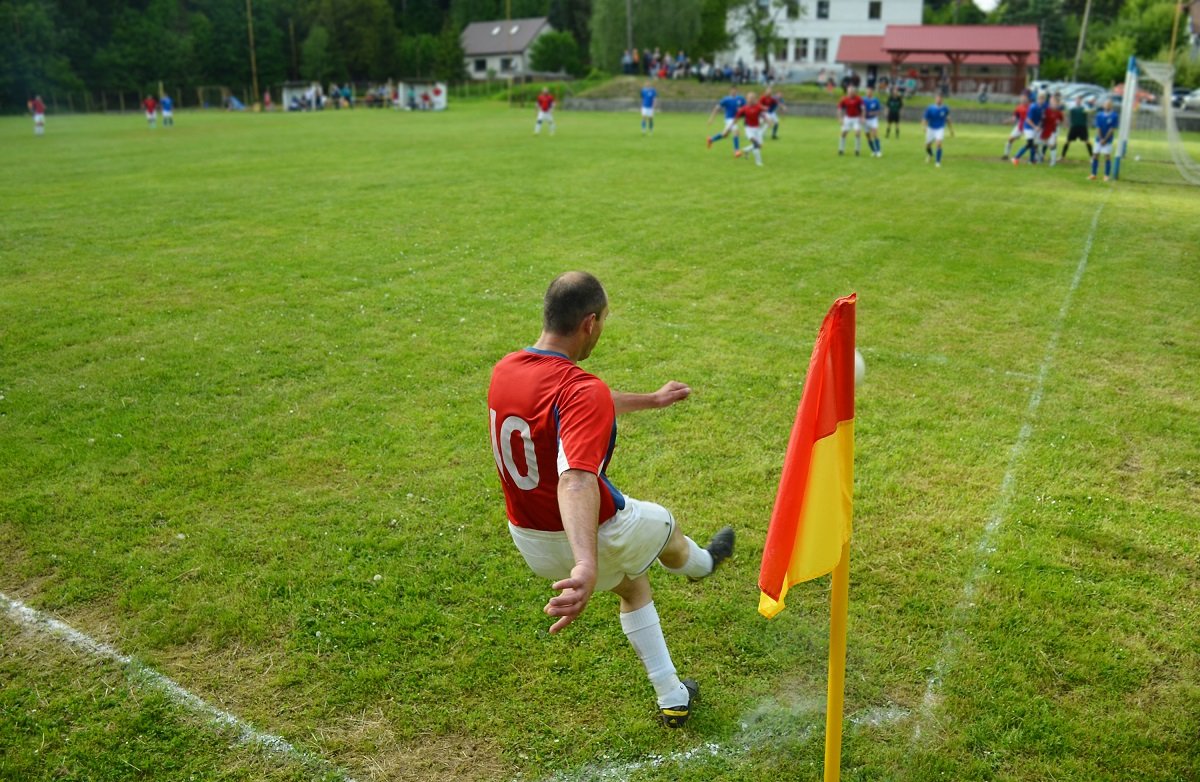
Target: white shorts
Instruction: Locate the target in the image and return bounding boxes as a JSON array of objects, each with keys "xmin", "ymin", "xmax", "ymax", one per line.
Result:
[
  {"xmin": 162, "ymin": 109, "xmax": 173, "ymax": 119},
  {"xmin": 1009, "ymin": 122, "xmax": 1023, "ymax": 138},
  {"xmin": 842, "ymin": 117, "xmax": 861, "ymax": 132},
  {"xmin": 926, "ymin": 127, "xmax": 946, "ymax": 144},
  {"xmin": 1095, "ymin": 140, "xmax": 1113, "ymax": 155},
  {"xmin": 746, "ymin": 126, "xmax": 764, "ymax": 145},
  {"xmin": 864, "ymin": 117, "xmax": 879, "ymax": 132},
  {"xmin": 641, "ymin": 106, "xmax": 654, "ymax": 118},
  {"xmin": 1040, "ymin": 132, "xmax": 1057, "ymax": 147},
  {"xmin": 537, "ymin": 110, "xmax": 553, "ymax": 122},
  {"xmin": 722, "ymin": 117, "xmax": 738, "ymax": 134},
  {"xmin": 1023, "ymin": 126, "xmax": 1037, "ymax": 140},
  {"xmin": 146, "ymin": 110, "xmax": 155, "ymax": 120},
  {"xmin": 34, "ymin": 113, "xmax": 45, "ymax": 126},
  {"xmin": 508, "ymin": 496, "xmax": 676, "ymax": 593}
]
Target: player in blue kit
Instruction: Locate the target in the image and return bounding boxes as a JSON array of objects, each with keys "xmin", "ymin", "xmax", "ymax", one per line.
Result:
[
  {"xmin": 1090, "ymin": 98, "xmax": 1119, "ymax": 181},
  {"xmin": 861, "ymin": 86, "xmax": 883, "ymax": 157},
  {"xmin": 706, "ymin": 86, "xmax": 746, "ymax": 157},
  {"xmin": 640, "ymin": 81, "xmax": 658, "ymax": 134},
  {"xmin": 1013, "ymin": 92, "xmax": 1047, "ymax": 165},
  {"xmin": 160, "ymin": 94, "xmax": 174, "ymax": 126},
  {"xmin": 922, "ymin": 94, "xmax": 953, "ymax": 167}
]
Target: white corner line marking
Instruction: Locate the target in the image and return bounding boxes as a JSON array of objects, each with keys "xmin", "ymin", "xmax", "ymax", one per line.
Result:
[
  {"xmin": 912, "ymin": 201, "xmax": 1106, "ymax": 741},
  {"xmin": 1, "ymin": 591, "xmax": 360, "ymax": 782}
]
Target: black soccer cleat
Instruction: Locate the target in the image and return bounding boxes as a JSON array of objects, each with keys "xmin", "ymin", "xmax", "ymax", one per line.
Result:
[
  {"xmin": 690, "ymin": 526, "xmax": 734, "ymax": 582},
  {"xmin": 660, "ymin": 678, "xmax": 699, "ymax": 728}
]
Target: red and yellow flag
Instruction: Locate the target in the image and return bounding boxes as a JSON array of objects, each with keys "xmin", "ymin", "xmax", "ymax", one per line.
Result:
[{"xmin": 758, "ymin": 293, "xmax": 856, "ymax": 619}]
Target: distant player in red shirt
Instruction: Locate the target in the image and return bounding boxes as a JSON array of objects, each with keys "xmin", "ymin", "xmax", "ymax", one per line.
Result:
[
  {"xmin": 143, "ymin": 95, "xmax": 157, "ymax": 129},
  {"xmin": 488, "ymin": 271, "xmax": 734, "ymax": 728},
  {"xmin": 837, "ymin": 85, "xmax": 864, "ymax": 156},
  {"xmin": 534, "ymin": 87, "xmax": 556, "ymax": 135},
  {"xmin": 759, "ymin": 88, "xmax": 783, "ymax": 140},
  {"xmin": 735, "ymin": 91, "xmax": 767, "ymax": 166},
  {"xmin": 29, "ymin": 95, "xmax": 46, "ymax": 136},
  {"xmin": 1039, "ymin": 94, "xmax": 1065, "ymax": 166},
  {"xmin": 1003, "ymin": 93, "xmax": 1030, "ymax": 159}
]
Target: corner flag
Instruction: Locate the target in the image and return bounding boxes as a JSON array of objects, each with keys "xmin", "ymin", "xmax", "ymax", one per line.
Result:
[
  {"xmin": 759, "ymin": 293, "xmax": 855, "ymax": 617},
  {"xmin": 757, "ymin": 292, "xmax": 856, "ymax": 782}
]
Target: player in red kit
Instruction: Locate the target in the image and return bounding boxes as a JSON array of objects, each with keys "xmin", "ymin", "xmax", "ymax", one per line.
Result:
[
  {"xmin": 29, "ymin": 95, "xmax": 46, "ymax": 136},
  {"xmin": 1003, "ymin": 93, "xmax": 1030, "ymax": 160},
  {"xmin": 735, "ymin": 92, "xmax": 767, "ymax": 166},
  {"xmin": 488, "ymin": 272, "xmax": 734, "ymax": 728},
  {"xmin": 143, "ymin": 95, "xmax": 157, "ymax": 129},
  {"xmin": 1039, "ymin": 94, "xmax": 1065, "ymax": 167},
  {"xmin": 534, "ymin": 87, "xmax": 556, "ymax": 135},
  {"xmin": 837, "ymin": 85, "xmax": 864, "ymax": 156}
]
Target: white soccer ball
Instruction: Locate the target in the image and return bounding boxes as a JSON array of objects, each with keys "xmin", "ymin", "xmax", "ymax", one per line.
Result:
[{"xmin": 854, "ymin": 349, "xmax": 866, "ymax": 389}]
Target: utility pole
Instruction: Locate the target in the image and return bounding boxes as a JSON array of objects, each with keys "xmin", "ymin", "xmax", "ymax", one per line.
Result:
[
  {"xmin": 246, "ymin": 0, "xmax": 260, "ymax": 106},
  {"xmin": 506, "ymin": 0, "xmax": 513, "ymax": 107},
  {"xmin": 626, "ymin": 0, "xmax": 633, "ymax": 54},
  {"xmin": 1071, "ymin": 0, "xmax": 1093, "ymax": 82},
  {"xmin": 1169, "ymin": 0, "xmax": 1194, "ymax": 69}
]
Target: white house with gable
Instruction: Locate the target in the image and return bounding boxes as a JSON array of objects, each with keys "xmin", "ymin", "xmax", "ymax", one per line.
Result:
[
  {"xmin": 723, "ymin": 0, "xmax": 923, "ymax": 79},
  {"xmin": 461, "ymin": 17, "xmax": 554, "ymax": 80}
]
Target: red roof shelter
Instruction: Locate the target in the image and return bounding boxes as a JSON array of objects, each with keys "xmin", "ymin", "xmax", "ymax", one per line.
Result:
[{"xmin": 838, "ymin": 25, "xmax": 1040, "ymax": 95}]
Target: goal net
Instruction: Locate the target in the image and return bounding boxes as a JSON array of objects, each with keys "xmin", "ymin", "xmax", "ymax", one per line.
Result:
[{"xmin": 1115, "ymin": 57, "xmax": 1200, "ymax": 185}]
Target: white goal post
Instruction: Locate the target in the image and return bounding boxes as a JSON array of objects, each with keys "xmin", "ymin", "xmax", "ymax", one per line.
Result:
[{"xmin": 1115, "ymin": 56, "xmax": 1200, "ymax": 185}]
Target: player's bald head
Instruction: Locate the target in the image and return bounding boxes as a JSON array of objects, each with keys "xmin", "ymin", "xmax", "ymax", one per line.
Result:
[{"xmin": 543, "ymin": 272, "xmax": 608, "ymax": 336}]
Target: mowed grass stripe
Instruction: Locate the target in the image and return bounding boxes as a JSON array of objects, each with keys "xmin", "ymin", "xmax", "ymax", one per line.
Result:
[{"xmin": 2, "ymin": 105, "xmax": 1198, "ymax": 782}]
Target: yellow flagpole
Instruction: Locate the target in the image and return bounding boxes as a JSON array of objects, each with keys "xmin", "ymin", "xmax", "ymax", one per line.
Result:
[{"xmin": 823, "ymin": 540, "xmax": 850, "ymax": 782}]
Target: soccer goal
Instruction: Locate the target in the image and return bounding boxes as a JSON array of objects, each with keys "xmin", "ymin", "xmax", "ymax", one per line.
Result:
[{"xmin": 1114, "ymin": 56, "xmax": 1200, "ymax": 185}]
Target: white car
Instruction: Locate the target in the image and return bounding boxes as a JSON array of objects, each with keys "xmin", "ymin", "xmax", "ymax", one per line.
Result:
[{"xmin": 1183, "ymin": 89, "xmax": 1200, "ymax": 111}]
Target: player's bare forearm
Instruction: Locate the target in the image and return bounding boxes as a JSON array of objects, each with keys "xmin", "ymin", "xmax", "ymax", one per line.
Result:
[
  {"xmin": 546, "ymin": 470, "xmax": 599, "ymax": 634},
  {"xmin": 611, "ymin": 381, "xmax": 691, "ymax": 414}
]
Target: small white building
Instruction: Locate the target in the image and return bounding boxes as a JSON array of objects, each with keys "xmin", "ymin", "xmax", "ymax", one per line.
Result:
[
  {"xmin": 461, "ymin": 17, "xmax": 554, "ymax": 80},
  {"xmin": 723, "ymin": 0, "xmax": 923, "ymax": 80}
]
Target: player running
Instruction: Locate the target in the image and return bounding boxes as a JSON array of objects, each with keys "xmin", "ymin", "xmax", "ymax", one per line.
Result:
[
  {"xmin": 837, "ymin": 85, "xmax": 864, "ymax": 156},
  {"xmin": 1003, "ymin": 93, "xmax": 1030, "ymax": 160},
  {"xmin": 706, "ymin": 86, "xmax": 745, "ymax": 156},
  {"xmin": 735, "ymin": 91, "xmax": 767, "ymax": 166},
  {"xmin": 488, "ymin": 271, "xmax": 735, "ymax": 728},
  {"xmin": 1013, "ymin": 92, "xmax": 1047, "ymax": 165},
  {"xmin": 1039, "ymin": 94, "xmax": 1064, "ymax": 166},
  {"xmin": 861, "ymin": 85, "xmax": 883, "ymax": 157},
  {"xmin": 534, "ymin": 88, "xmax": 556, "ymax": 135},
  {"xmin": 143, "ymin": 95, "xmax": 157, "ymax": 129},
  {"xmin": 1090, "ymin": 98, "xmax": 1119, "ymax": 181},
  {"xmin": 28, "ymin": 94, "xmax": 46, "ymax": 136},
  {"xmin": 760, "ymin": 88, "xmax": 784, "ymax": 140},
  {"xmin": 640, "ymin": 81, "xmax": 658, "ymax": 134},
  {"xmin": 922, "ymin": 94, "xmax": 954, "ymax": 167}
]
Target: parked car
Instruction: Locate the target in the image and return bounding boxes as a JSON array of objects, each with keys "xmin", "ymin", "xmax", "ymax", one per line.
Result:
[
  {"xmin": 1059, "ymin": 83, "xmax": 1106, "ymax": 108},
  {"xmin": 1182, "ymin": 88, "xmax": 1200, "ymax": 111},
  {"xmin": 1171, "ymin": 87, "xmax": 1191, "ymax": 108}
]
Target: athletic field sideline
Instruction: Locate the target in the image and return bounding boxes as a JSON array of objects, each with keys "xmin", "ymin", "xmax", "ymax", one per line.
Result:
[{"xmin": 2, "ymin": 104, "xmax": 1197, "ymax": 782}]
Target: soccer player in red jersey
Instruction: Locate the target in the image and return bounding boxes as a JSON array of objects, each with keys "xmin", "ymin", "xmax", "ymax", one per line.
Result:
[
  {"xmin": 534, "ymin": 87, "xmax": 556, "ymax": 135},
  {"xmin": 759, "ymin": 88, "xmax": 783, "ymax": 140},
  {"xmin": 488, "ymin": 272, "xmax": 734, "ymax": 728},
  {"xmin": 837, "ymin": 85, "xmax": 865, "ymax": 156},
  {"xmin": 736, "ymin": 91, "xmax": 767, "ymax": 166},
  {"xmin": 29, "ymin": 95, "xmax": 46, "ymax": 136},
  {"xmin": 1003, "ymin": 93, "xmax": 1030, "ymax": 160},
  {"xmin": 1039, "ymin": 94, "xmax": 1065, "ymax": 166},
  {"xmin": 142, "ymin": 95, "xmax": 157, "ymax": 129}
]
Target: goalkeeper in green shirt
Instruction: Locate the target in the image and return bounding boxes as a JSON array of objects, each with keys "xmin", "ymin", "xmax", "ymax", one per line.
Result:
[{"xmin": 1061, "ymin": 96, "xmax": 1093, "ymax": 160}]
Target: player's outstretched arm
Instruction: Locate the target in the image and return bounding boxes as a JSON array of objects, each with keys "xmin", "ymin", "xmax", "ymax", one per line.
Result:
[
  {"xmin": 546, "ymin": 470, "xmax": 599, "ymax": 634},
  {"xmin": 611, "ymin": 381, "xmax": 691, "ymax": 414}
]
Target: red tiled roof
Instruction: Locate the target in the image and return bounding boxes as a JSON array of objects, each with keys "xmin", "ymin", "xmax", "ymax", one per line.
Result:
[
  {"xmin": 837, "ymin": 30, "xmax": 1039, "ymax": 67},
  {"xmin": 882, "ymin": 25, "xmax": 1040, "ymax": 54}
]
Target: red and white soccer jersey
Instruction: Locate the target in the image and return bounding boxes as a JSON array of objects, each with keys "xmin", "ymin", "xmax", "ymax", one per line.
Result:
[
  {"xmin": 1040, "ymin": 107, "xmax": 1063, "ymax": 141},
  {"xmin": 837, "ymin": 95, "xmax": 864, "ymax": 118},
  {"xmin": 736, "ymin": 103, "xmax": 765, "ymax": 128},
  {"xmin": 488, "ymin": 348, "xmax": 624, "ymax": 532},
  {"xmin": 536, "ymin": 93, "xmax": 555, "ymax": 112}
]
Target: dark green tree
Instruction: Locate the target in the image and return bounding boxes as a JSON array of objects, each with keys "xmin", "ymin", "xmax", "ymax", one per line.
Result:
[{"xmin": 529, "ymin": 29, "xmax": 583, "ymax": 76}]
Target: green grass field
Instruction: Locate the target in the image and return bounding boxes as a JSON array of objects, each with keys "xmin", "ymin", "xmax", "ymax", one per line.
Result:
[{"xmin": 2, "ymin": 101, "xmax": 1199, "ymax": 782}]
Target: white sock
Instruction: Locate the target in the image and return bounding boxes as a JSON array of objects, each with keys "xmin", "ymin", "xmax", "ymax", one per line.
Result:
[
  {"xmin": 620, "ymin": 602, "xmax": 687, "ymax": 708},
  {"xmin": 660, "ymin": 536, "xmax": 713, "ymax": 579}
]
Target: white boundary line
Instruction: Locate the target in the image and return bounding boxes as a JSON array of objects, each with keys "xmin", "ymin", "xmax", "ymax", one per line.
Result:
[
  {"xmin": 0, "ymin": 591, "xmax": 360, "ymax": 782},
  {"xmin": 912, "ymin": 201, "xmax": 1107, "ymax": 740}
]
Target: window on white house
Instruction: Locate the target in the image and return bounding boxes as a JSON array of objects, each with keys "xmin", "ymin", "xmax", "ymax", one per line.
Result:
[
  {"xmin": 797, "ymin": 38, "xmax": 809, "ymax": 61},
  {"xmin": 815, "ymin": 38, "xmax": 828, "ymax": 61},
  {"xmin": 817, "ymin": 0, "xmax": 829, "ymax": 18},
  {"xmin": 869, "ymin": 1, "xmax": 882, "ymax": 19},
  {"xmin": 474, "ymin": 59, "xmax": 486, "ymax": 72}
]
